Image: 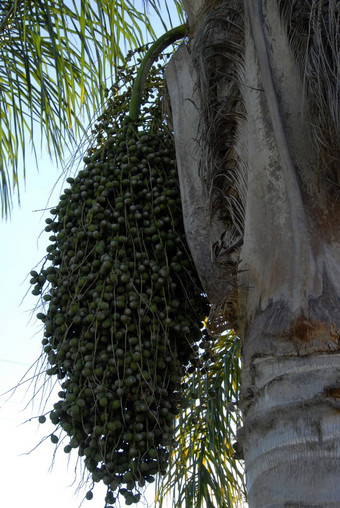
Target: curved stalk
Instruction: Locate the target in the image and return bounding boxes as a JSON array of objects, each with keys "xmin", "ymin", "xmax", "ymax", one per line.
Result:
[{"xmin": 128, "ymin": 23, "xmax": 187, "ymax": 122}]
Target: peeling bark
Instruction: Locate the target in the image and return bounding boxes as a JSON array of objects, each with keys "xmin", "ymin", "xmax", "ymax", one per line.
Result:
[
  {"xmin": 165, "ymin": 45, "xmax": 229, "ymax": 303},
  {"xmin": 238, "ymin": 1, "xmax": 340, "ymax": 320}
]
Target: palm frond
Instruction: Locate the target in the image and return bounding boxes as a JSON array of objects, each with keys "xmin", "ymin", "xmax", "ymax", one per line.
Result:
[
  {"xmin": 0, "ymin": 0, "xmax": 184, "ymax": 218},
  {"xmin": 156, "ymin": 330, "xmax": 246, "ymax": 508}
]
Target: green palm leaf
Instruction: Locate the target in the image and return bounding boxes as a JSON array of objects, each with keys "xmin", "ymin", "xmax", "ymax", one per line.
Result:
[
  {"xmin": 156, "ymin": 330, "xmax": 246, "ymax": 507},
  {"xmin": 0, "ymin": 0, "xmax": 183, "ymax": 218}
]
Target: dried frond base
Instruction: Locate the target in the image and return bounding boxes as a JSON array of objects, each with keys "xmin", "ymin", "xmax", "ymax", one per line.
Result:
[{"xmin": 206, "ymin": 286, "xmax": 240, "ymax": 337}]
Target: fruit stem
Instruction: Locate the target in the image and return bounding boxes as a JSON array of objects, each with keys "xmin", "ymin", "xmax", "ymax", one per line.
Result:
[{"xmin": 128, "ymin": 23, "xmax": 187, "ymax": 123}]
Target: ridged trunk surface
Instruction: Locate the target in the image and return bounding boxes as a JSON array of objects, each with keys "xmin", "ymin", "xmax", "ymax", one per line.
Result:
[{"xmin": 241, "ymin": 351, "xmax": 340, "ymax": 507}]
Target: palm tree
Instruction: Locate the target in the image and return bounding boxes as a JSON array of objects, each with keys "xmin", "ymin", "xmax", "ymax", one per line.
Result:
[
  {"xmin": 0, "ymin": 0, "xmax": 183, "ymax": 218},
  {"xmin": 164, "ymin": 0, "xmax": 340, "ymax": 506},
  {"xmin": 7, "ymin": 0, "xmax": 339, "ymax": 506}
]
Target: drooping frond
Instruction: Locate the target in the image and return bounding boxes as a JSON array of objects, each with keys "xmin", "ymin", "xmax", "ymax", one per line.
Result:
[
  {"xmin": 156, "ymin": 330, "xmax": 246, "ymax": 508},
  {"xmin": 0, "ymin": 0, "xmax": 183, "ymax": 218},
  {"xmin": 278, "ymin": 0, "xmax": 340, "ymax": 184}
]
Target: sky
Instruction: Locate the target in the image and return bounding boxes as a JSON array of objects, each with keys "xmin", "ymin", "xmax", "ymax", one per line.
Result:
[{"xmin": 0, "ymin": 3, "xmax": 181, "ymax": 508}]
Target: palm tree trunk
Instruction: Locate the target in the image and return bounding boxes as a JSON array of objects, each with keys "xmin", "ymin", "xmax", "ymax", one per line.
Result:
[
  {"xmin": 241, "ymin": 349, "xmax": 340, "ymax": 507},
  {"xmin": 167, "ymin": 0, "xmax": 340, "ymax": 506},
  {"xmin": 239, "ymin": 3, "xmax": 340, "ymax": 501}
]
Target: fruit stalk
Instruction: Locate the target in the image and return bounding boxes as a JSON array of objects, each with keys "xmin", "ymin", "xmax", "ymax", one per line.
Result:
[{"xmin": 128, "ymin": 23, "xmax": 187, "ymax": 122}]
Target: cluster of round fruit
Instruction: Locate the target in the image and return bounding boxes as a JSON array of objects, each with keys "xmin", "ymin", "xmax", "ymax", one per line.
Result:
[{"xmin": 30, "ymin": 54, "xmax": 208, "ymax": 506}]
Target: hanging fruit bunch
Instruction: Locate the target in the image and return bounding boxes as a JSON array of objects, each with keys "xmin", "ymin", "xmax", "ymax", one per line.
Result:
[{"xmin": 30, "ymin": 26, "xmax": 209, "ymax": 506}]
